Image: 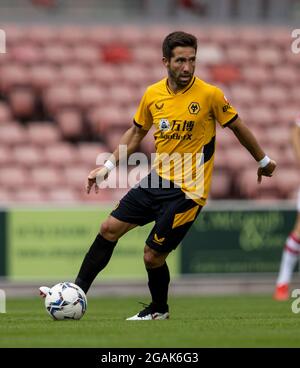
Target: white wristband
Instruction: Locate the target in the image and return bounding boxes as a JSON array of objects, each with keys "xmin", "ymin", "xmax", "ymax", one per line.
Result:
[
  {"xmin": 104, "ymin": 160, "xmax": 115, "ymax": 172},
  {"xmin": 258, "ymin": 155, "xmax": 271, "ymax": 168}
]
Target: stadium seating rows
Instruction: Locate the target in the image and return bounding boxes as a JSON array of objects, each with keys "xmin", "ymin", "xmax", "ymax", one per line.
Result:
[{"xmin": 0, "ymin": 25, "xmax": 298, "ymax": 203}]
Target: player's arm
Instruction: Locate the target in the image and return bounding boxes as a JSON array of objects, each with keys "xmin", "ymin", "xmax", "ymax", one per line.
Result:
[
  {"xmin": 86, "ymin": 125, "xmax": 148, "ymax": 194},
  {"xmin": 292, "ymin": 124, "xmax": 300, "ymax": 164},
  {"xmin": 227, "ymin": 116, "xmax": 276, "ymax": 183}
]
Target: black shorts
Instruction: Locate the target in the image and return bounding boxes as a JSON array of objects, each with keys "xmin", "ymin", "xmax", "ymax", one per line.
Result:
[{"xmin": 110, "ymin": 172, "xmax": 202, "ymax": 253}]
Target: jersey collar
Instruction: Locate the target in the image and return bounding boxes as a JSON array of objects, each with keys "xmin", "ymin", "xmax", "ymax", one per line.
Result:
[{"xmin": 165, "ymin": 76, "xmax": 196, "ymax": 96}]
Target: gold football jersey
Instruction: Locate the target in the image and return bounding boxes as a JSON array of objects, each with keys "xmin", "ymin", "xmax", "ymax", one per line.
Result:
[{"xmin": 134, "ymin": 76, "xmax": 238, "ymax": 205}]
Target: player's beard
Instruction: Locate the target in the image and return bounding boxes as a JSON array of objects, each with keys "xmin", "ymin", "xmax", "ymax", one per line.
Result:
[{"xmin": 168, "ymin": 68, "xmax": 194, "ymax": 89}]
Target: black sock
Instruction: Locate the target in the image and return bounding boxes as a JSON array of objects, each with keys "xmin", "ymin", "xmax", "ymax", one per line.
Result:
[
  {"xmin": 75, "ymin": 234, "xmax": 117, "ymax": 294},
  {"xmin": 146, "ymin": 262, "xmax": 170, "ymax": 312}
]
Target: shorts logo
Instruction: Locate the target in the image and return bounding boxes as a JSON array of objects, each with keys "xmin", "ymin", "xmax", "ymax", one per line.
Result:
[
  {"xmin": 153, "ymin": 234, "xmax": 165, "ymax": 245},
  {"xmin": 159, "ymin": 119, "xmax": 170, "ymax": 131},
  {"xmin": 188, "ymin": 102, "xmax": 200, "ymax": 115}
]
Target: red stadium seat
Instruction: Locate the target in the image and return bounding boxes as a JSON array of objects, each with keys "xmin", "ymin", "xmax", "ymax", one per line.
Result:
[
  {"xmin": 246, "ymin": 105, "xmax": 277, "ymax": 127},
  {"xmin": 0, "ymin": 123, "xmax": 27, "ymax": 146},
  {"xmin": 210, "ymin": 64, "xmax": 241, "ymax": 85},
  {"xmin": 31, "ymin": 166, "xmax": 62, "ymax": 189},
  {"xmin": 102, "ymin": 44, "xmax": 132, "ymax": 64},
  {"xmin": 55, "ymin": 108, "xmax": 83, "ymax": 141},
  {"xmin": 119, "ymin": 64, "xmax": 149, "ymax": 88},
  {"xmin": 13, "ymin": 145, "xmax": 44, "ymax": 168},
  {"xmin": 27, "ymin": 25, "xmax": 58, "ymax": 45},
  {"xmin": 43, "ymin": 142, "xmax": 77, "ymax": 167},
  {"xmin": 225, "ymin": 148, "xmax": 255, "ymax": 172},
  {"xmin": 88, "ymin": 106, "xmax": 129, "ymax": 136},
  {"xmin": 8, "ymin": 87, "xmax": 36, "ymax": 121},
  {"xmin": 72, "ymin": 44, "xmax": 101, "ymax": 66},
  {"xmin": 255, "ymin": 47, "xmax": 282, "ymax": 66},
  {"xmin": 0, "ymin": 64, "xmax": 30, "ymax": 93},
  {"xmin": 225, "ymin": 46, "xmax": 253, "ymax": 65},
  {"xmin": 108, "ymin": 85, "xmax": 137, "ymax": 107},
  {"xmin": 91, "ymin": 64, "xmax": 121, "ymax": 86},
  {"xmin": 59, "ymin": 64, "xmax": 90, "ymax": 86},
  {"xmin": 57, "ymin": 26, "xmax": 87, "ymax": 45},
  {"xmin": 13, "ymin": 187, "xmax": 47, "ymax": 203},
  {"xmin": 77, "ymin": 143, "xmax": 109, "ymax": 166},
  {"xmin": 0, "ymin": 102, "xmax": 13, "ymax": 124},
  {"xmin": 86, "ymin": 26, "xmax": 119, "ymax": 46},
  {"xmin": 259, "ymin": 85, "xmax": 288, "ymax": 107},
  {"xmin": 210, "ymin": 171, "xmax": 232, "ymax": 199},
  {"xmin": 276, "ymin": 169, "xmax": 299, "ymax": 198},
  {"xmin": 241, "ymin": 66, "xmax": 270, "ymax": 87},
  {"xmin": 29, "ymin": 65, "xmax": 58, "ymax": 90},
  {"xmin": 43, "ymin": 44, "xmax": 73, "ymax": 65},
  {"xmin": 0, "ymin": 146, "xmax": 12, "ymax": 166},
  {"xmin": 11, "ymin": 43, "xmax": 42, "ymax": 65},
  {"xmin": 230, "ymin": 85, "xmax": 257, "ymax": 107},
  {"xmin": 43, "ymin": 84, "xmax": 77, "ymax": 114},
  {"xmin": 0, "ymin": 167, "xmax": 30, "ymax": 189},
  {"xmin": 27, "ymin": 122, "xmax": 61, "ymax": 145},
  {"xmin": 275, "ymin": 105, "xmax": 300, "ymax": 126},
  {"xmin": 46, "ymin": 188, "xmax": 79, "ymax": 202},
  {"xmin": 214, "ymin": 147, "xmax": 229, "ymax": 170},
  {"xmin": 78, "ymin": 85, "xmax": 108, "ymax": 110},
  {"xmin": 64, "ymin": 166, "xmax": 89, "ymax": 190},
  {"xmin": 117, "ymin": 25, "xmax": 147, "ymax": 46},
  {"xmin": 131, "ymin": 46, "xmax": 161, "ymax": 67},
  {"xmin": 272, "ymin": 66, "xmax": 298, "ymax": 87},
  {"xmin": 238, "ymin": 27, "xmax": 268, "ymax": 47},
  {"xmin": 237, "ymin": 167, "xmax": 280, "ymax": 199},
  {"xmin": 105, "ymin": 129, "xmax": 126, "ymax": 152}
]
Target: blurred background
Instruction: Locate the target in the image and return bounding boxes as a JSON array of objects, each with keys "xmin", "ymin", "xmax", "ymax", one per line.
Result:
[{"xmin": 0, "ymin": 0, "xmax": 299, "ymax": 296}]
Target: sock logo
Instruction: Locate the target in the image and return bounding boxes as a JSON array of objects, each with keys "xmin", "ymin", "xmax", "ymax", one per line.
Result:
[{"xmin": 153, "ymin": 234, "xmax": 165, "ymax": 245}]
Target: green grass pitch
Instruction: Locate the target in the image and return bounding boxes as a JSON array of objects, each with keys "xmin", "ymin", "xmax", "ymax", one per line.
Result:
[{"xmin": 0, "ymin": 295, "xmax": 300, "ymax": 348}]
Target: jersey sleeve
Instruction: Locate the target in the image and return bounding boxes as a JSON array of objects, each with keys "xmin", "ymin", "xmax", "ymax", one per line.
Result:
[
  {"xmin": 133, "ymin": 88, "xmax": 153, "ymax": 131},
  {"xmin": 211, "ymin": 87, "xmax": 238, "ymax": 128}
]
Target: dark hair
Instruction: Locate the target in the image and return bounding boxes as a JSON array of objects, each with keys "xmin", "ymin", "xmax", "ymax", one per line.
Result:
[{"xmin": 162, "ymin": 31, "xmax": 197, "ymax": 60}]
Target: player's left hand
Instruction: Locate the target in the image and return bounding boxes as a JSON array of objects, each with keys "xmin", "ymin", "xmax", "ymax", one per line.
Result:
[{"xmin": 257, "ymin": 159, "xmax": 277, "ymax": 183}]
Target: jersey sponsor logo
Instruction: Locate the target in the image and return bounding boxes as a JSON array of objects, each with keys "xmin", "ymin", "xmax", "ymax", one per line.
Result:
[
  {"xmin": 159, "ymin": 119, "xmax": 171, "ymax": 131},
  {"xmin": 160, "ymin": 132, "xmax": 192, "ymax": 141},
  {"xmin": 153, "ymin": 233, "xmax": 165, "ymax": 245},
  {"xmin": 155, "ymin": 102, "xmax": 164, "ymax": 110},
  {"xmin": 188, "ymin": 102, "xmax": 200, "ymax": 115},
  {"xmin": 159, "ymin": 119, "xmax": 195, "ymax": 141}
]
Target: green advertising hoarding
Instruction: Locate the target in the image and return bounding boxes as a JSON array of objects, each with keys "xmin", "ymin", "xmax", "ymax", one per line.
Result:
[
  {"xmin": 181, "ymin": 207, "xmax": 296, "ymax": 273},
  {"xmin": 8, "ymin": 207, "xmax": 179, "ymax": 280}
]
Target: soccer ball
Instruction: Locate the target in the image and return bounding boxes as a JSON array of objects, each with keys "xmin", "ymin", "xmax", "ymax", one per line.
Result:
[{"xmin": 45, "ymin": 282, "xmax": 87, "ymax": 320}]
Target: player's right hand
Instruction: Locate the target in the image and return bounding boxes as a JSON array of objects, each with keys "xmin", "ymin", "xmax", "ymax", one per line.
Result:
[
  {"xmin": 86, "ymin": 167, "xmax": 109, "ymax": 194},
  {"xmin": 257, "ymin": 159, "xmax": 277, "ymax": 184}
]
